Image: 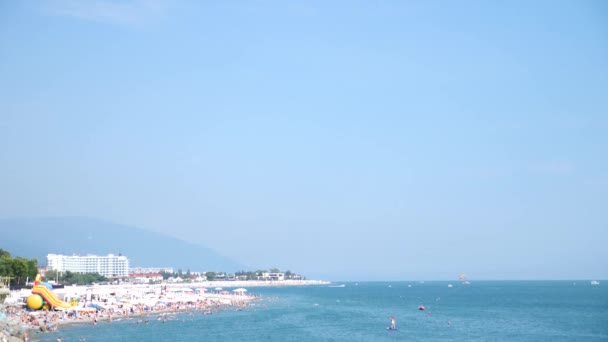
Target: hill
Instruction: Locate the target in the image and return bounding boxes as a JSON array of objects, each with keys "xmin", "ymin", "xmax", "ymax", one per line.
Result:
[{"xmin": 0, "ymin": 217, "xmax": 244, "ymax": 272}]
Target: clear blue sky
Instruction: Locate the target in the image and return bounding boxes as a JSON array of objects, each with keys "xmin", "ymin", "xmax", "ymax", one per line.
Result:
[{"xmin": 1, "ymin": 0, "xmax": 607, "ymax": 280}]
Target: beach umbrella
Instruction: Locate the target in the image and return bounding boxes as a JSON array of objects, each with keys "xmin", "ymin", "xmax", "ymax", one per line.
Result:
[{"xmin": 232, "ymin": 288, "xmax": 247, "ymax": 293}]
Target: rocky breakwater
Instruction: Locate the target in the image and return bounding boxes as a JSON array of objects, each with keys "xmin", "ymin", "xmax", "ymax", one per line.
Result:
[{"xmin": 1, "ymin": 305, "xmax": 31, "ymax": 342}]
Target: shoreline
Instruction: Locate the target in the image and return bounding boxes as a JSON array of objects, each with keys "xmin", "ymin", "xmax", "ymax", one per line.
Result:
[
  {"xmin": 2, "ymin": 293, "xmax": 257, "ymax": 341},
  {"xmin": 1, "ymin": 280, "xmax": 330, "ymax": 341},
  {"xmin": 158, "ymin": 279, "xmax": 331, "ymax": 288}
]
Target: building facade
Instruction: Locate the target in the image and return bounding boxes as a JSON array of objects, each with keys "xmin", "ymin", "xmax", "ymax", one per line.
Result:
[
  {"xmin": 128, "ymin": 267, "xmax": 174, "ymax": 274},
  {"xmin": 46, "ymin": 254, "xmax": 129, "ymax": 277},
  {"xmin": 259, "ymin": 272, "xmax": 285, "ymax": 281}
]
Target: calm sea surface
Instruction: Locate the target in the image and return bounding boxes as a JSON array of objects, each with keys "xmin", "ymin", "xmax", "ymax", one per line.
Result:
[{"xmin": 42, "ymin": 281, "xmax": 607, "ymax": 341}]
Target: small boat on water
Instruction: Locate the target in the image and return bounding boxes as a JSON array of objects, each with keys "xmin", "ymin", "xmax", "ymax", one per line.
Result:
[
  {"xmin": 447, "ymin": 284, "xmax": 453, "ymax": 288},
  {"xmin": 591, "ymin": 280, "xmax": 600, "ymax": 285}
]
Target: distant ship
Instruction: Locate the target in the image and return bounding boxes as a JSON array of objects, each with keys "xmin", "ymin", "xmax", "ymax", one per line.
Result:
[{"xmin": 591, "ymin": 280, "xmax": 600, "ymax": 285}]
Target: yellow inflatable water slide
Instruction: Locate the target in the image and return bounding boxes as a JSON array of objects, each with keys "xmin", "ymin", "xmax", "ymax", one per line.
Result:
[{"xmin": 26, "ymin": 274, "xmax": 77, "ymax": 310}]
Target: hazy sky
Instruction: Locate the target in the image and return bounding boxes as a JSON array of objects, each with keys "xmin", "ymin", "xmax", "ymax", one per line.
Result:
[{"xmin": 1, "ymin": 0, "xmax": 607, "ymax": 280}]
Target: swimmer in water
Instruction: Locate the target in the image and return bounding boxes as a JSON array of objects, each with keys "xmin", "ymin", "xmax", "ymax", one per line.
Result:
[{"xmin": 390, "ymin": 316, "xmax": 396, "ymax": 330}]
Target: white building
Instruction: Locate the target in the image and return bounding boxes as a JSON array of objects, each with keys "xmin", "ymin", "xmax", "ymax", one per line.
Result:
[
  {"xmin": 129, "ymin": 267, "xmax": 174, "ymax": 274},
  {"xmin": 259, "ymin": 272, "xmax": 285, "ymax": 281},
  {"xmin": 46, "ymin": 254, "xmax": 129, "ymax": 277},
  {"xmin": 129, "ymin": 272, "xmax": 163, "ymax": 284}
]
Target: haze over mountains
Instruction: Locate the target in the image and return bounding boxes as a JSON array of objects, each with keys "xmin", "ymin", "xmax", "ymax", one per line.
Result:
[{"xmin": 0, "ymin": 217, "xmax": 244, "ymax": 272}]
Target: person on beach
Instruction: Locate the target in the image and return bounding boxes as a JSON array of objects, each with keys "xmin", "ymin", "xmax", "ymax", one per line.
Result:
[
  {"xmin": 23, "ymin": 331, "xmax": 29, "ymax": 341},
  {"xmin": 390, "ymin": 316, "xmax": 396, "ymax": 330}
]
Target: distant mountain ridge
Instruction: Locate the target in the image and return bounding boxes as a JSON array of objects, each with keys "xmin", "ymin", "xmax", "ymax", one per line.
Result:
[{"xmin": 0, "ymin": 217, "xmax": 244, "ymax": 272}]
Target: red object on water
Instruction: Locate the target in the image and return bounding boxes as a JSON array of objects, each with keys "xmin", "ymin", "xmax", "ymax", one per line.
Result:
[{"xmin": 418, "ymin": 305, "xmax": 425, "ymax": 311}]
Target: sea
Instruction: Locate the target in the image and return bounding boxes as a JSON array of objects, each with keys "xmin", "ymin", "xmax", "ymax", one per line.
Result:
[{"xmin": 41, "ymin": 281, "xmax": 607, "ymax": 341}]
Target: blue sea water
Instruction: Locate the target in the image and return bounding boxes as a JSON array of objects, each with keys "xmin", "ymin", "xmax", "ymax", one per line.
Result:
[{"xmin": 41, "ymin": 281, "xmax": 607, "ymax": 341}]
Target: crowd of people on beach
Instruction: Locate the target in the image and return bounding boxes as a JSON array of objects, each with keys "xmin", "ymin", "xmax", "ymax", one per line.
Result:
[{"xmin": 1, "ymin": 292, "xmax": 255, "ymax": 341}]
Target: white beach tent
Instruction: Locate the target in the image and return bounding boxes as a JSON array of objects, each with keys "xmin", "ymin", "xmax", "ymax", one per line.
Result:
[{"xmin": 232, "ymin": 288, "xmax": 247, "ymax": 295}]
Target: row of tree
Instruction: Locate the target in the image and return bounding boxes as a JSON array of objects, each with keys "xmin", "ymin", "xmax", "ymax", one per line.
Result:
[
  {"xmin": 0, "ymin": 249, "xmax": 38, "ymax": 285},
  {"xmin": 234, "ymin": 268, "xmax": 297, "ymax": 280},
  {"xmin": 159, "ymin": 269, "xmax": 193, "ymax": 280},
  {"xmin": 43, "ymin": 269, "xmax": 108, "ymax": 285},
  {"xmin": 158, "ymin": 268, "xmax": 302, "ymax": 281}
]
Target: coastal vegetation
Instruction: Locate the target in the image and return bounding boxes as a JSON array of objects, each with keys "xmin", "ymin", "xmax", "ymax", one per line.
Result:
[
  {"xmin": 235, "ymin": 269, "xmax": 302, "ymax": 280},
  {"xmin": 204, "ymin": 271, "xmax": 217, "ymax": 281},
  {"xmin": 159, "ymin": 269, "xmax": 192, "ymax": 280},
  {"xmin": 43, "ymin": 269, "xmax": 108, "ymax": 285},
  {"xmin": 158, "ymin": 268, "xmax": 305, "ymax": 282},
  {"xmin": 0, "ymin": 249, "xmax": 38, "ymax": 285}
]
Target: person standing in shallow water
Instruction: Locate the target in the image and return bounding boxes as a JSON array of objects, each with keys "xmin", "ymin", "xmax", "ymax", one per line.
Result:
[{"xmin": 390, "ymin": 316, "xmax": 396, "ymax": 330}]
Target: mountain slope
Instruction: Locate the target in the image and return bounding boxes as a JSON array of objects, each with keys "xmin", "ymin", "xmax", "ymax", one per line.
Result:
[{"xmin": 0, "ymin": 217, "xmax": 244, "ymax": 272}]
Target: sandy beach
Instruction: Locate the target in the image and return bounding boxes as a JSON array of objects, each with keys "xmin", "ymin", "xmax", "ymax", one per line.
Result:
[
  {"xmin": 1, "ymin": 279, "xmax": 330, "ymax": 341},
  {"xmin": 2, "ymin": 291, "xmax": 255, "ymax": 341}
]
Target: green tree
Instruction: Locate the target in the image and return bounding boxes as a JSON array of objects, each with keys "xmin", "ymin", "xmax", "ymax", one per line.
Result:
[
  {"xmin": 0, "ymin": 257, "xmax": 11, "ymax": 279},
  {"xmin": 10, "ymin": 258, "xmax": 27, "ymax": 281},
  {"xmin": 60, "ymin": 271, "xmax": 108, "ymax": 285},
  {"xmin": 24, "ymin": 258, "xmax": 38, "ymax": 281},
  {"xmin": 44, "ymin": 270, "xmax": 57, "ymax": 282},
  {"xmin": 205, "ymin": 271, "xmax": 216, "ymax": 281},
  {"xmin": 0, "ymin": 254, "xmax": 38, "ymax": 285}
]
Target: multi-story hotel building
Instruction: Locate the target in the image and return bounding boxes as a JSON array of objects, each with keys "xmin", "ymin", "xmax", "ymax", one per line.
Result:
[{"xmin": 46, "ymin": 253, "xmax": 129, "ymax": 277}]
